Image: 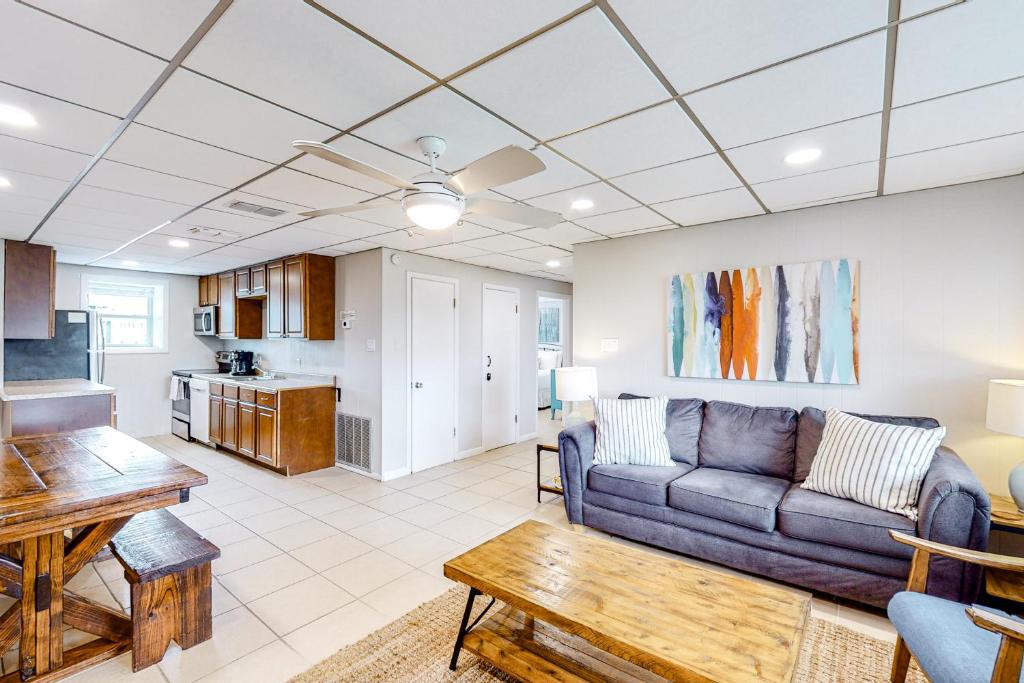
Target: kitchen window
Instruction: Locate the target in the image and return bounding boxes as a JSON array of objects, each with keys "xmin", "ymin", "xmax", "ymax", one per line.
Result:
[{"xmin": 82, "ymin": 274, "xmax": 168, "ymax": 353}]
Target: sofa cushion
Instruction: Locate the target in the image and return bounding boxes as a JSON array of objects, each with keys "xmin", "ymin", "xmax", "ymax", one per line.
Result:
[
  {"xmin": 620, "ymin": 393, "xmax": 703, "ymax": 466},
  {"xmin": 668, "ymin": 468, "xmax": 790, "ymax": 532},
  {"xmin": 778, "ymin": 486, "xmax": 916, "ymax": 559},
  {"xmin": 795, "ymin": 406, "xmax": 941, "ymax": 482},
  {"xmin": 698, "ymin": 401, "xmax": 798, "ymax": 479},
  {"xmin": 888, "ymin": 592, "xmax": 1014, "ymax": 683},
  {"xmin": 588, "ymin": 464, "xmax": 692, "ymax": 506}
]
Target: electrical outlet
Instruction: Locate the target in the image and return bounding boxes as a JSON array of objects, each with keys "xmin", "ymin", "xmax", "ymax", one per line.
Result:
[{"xmin": 600, "ymin": 338, "xmax": 619, "ymax": 353}]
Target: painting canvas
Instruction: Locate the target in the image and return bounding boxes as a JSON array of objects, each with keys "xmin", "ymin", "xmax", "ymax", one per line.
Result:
[{"xmin": 668, "ymin": 259, "xmax": 859, "ymax": 384}]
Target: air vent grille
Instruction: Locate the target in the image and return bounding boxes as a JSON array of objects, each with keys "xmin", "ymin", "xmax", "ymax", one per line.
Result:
[
  {"xmin": 227, "ymin": 200, "xmax": 287, "ymax": 217},
  {"xmin": 336, "ymin": 412, "xmax": 371, "ymax": 471}
]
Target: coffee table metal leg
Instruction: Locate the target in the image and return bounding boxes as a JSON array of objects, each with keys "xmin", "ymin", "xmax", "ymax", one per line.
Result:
[{"xmin": 449, "ymin": 587, "xmax": 480, "ymax": 671}]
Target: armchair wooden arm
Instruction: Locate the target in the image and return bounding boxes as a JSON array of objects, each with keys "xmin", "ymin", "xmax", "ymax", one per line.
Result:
[
  {"xmin": 966, "ymin": 608, "xmax": 1024, "ymax": 683},
  {"xmin": 889, "ymin": 531, "xmax": 1024, "ymax": 573}
]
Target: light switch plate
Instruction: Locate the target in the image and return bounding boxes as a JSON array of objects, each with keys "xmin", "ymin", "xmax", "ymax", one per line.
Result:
[{"xmin": 600, "ymin": 338, "xmax": 619, "ymax": 353}]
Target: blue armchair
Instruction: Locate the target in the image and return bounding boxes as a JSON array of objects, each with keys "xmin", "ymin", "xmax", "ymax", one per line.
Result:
[{"xmin": 888, "ymin": 530, "xmax": 1024, "ymax": 683}]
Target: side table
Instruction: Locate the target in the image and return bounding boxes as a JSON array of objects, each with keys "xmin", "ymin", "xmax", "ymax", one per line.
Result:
[
  {"xmin": 536, "ymin": 443, "xmax": 564, "ymax": 503},
  {"xmin": 990, "ymin": 494, "xmax": 1024, "ymax": 534}
]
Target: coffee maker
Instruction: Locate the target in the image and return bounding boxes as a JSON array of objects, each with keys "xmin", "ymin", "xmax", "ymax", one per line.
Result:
[{"xmin": 229, "ymin": 350, "xmax": 256, "ymax": 376}]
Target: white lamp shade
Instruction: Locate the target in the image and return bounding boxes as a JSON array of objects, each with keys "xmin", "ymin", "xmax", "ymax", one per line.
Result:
[
  {"xmin": 555, "ymin": 366, "xmax": 597, "ymax": 402},
  {"xmin": 987, "ymin": 379, "xmax": 1024, "ymax": 437}
]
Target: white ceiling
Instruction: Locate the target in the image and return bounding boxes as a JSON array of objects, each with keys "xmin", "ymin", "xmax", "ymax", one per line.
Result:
[{"xmin": 0, "ymin": 0, "xmax": 1021, "ymax": 282}]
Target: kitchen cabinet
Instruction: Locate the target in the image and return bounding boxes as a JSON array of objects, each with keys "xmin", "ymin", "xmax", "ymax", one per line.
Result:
[
  {"xmin": 235, "ymin": 268, "xmax": 251, "ymax": 297},
  {"xmin": 4, "ymin": 241, "xmax": 55, "ymax": 339},
  {"xmin": 217, "ymin": 271, "xmax": 261, "ymax": 339},
  {"xmin": 266, "ymin": 260, "xmax": 284, "ymax": 338},
  {"xmin": 250, "ymin": 265, "xmax": 267, "ymax": 296},
  {"xmin": 198, "ymin": 274, "xmax": 219, "ymax": 306},
  {"xmin": 207, "ymin": 383, "xmax": 334, "ymax": 474},
  {"xmin": 266, "ymin": 254, "xmax": 335, "ymax": 340}
]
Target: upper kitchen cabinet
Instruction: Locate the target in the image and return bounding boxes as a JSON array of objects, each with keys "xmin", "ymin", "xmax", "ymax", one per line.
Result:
[
  {"xmin": 217, "ymin": 271, "xmax": 261, "ymax": 340},
  {"xmin": 4, "ymin": 241, "xmax": 56, "ymax": 340},
  {"xmin": 235, "ymin": 264, "xmax": 266, "ymax": 298},
  {"xmin": 198, "ymin": 274, "xmax": 219, "ymax": 306},
  {"xmin": 266, "ymin": 254, "xmax": 334, "ymax": 340}
]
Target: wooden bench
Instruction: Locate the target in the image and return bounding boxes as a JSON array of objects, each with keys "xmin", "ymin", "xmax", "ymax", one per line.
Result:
[{"xmin": 107, "ymin": 508, "xmax": 221, "ymax": 671}]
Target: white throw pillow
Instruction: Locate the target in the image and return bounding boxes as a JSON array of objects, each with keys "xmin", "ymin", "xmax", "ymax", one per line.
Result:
[
  {"xmin": 593, "ymin": 397, "xmax": 673, "ymax": 466},
  {"xmin": 801, "ymin": 408, "xmax": 945, "ymax": 521}
]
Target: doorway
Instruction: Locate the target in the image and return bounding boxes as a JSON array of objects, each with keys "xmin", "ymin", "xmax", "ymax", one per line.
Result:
[
  {"xmin": 408, "ymin": 273, "xmax": 458, "ymax": 473},
  {"xmin": 537, "ymin": 292, "xmax": 571, "ymax": 421},
  {"xmin": 482, "ymin": 284, "xmax": 520, "ymax": 451}
]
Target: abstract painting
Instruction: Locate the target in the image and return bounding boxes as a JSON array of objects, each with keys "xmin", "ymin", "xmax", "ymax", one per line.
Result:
[{"xmin": 668, "ymin": 259, "xmax": 859, "ymax": 384}]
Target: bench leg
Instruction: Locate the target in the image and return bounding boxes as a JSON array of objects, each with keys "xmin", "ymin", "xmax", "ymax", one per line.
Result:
[{"xmin": 129, "ymin": 564, "xmax": 213, "ymax": 672}]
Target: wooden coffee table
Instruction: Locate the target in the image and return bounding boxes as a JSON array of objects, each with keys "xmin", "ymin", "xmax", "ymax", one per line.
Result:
[{"xmin": 444, "ymin": 520, "xmax": 810, "ymax": 683}]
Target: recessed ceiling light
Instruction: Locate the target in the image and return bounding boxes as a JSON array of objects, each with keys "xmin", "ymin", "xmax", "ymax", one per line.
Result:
[
  {"xmin": 122, "ymin": 260, "xmax": 139, "ymax": 267},
  {"xmin": 0, "ymin": 103, "xmax": 37, "ymax": 128},
  {"xmin": 784, "ymin": 148, "xmax": 822, "ymax": 165},
  {"xmin": 570, "ymin": 198, "xmax": 594, "ymax": 211},
  {"xmin": 168, "ymin": 238, "xmax": 190, "ymax": 248},
  {"xmin": 545, "ymin": 260, "xmax": 561, "ymax": 268},
  {"xmin": 0, "ymin": 176, "xmax": 10, "ymax": 188}
]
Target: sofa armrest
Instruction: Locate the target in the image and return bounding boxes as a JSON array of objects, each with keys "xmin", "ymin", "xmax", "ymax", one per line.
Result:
[
  {"xmin": 558, "ymin": 421, "xmax": 596, "ymax": 524},
  {"xmin": 916, "ymin": 445, "xmax": 992, "ymax": 602}
]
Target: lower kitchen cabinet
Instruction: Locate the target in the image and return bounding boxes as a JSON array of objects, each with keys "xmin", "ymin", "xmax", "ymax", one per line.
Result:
[{"xmin": 208, "ymin": 383, "xmax": 334, "ymax": 474}]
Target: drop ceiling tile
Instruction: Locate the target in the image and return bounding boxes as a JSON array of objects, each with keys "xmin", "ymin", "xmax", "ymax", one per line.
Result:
[
  {"xmin": 243, "ymin": 168, "xmax": 373, "ymax": 211},
  {"xmin": 448, "ymin": 223, "xmax": 499, "ymax": 243},
  {"xmin": 354, "ymin": 88, "xmax": 534, "ymax": 171},
  {"xmin": 35, "ymin": 229, "xmax": 135, "ymax": 251},
  {"xmin": 459, "ymin": 253, "xmax": 538, "ymax": 274},
  {"xmin": 214, "ymin": 243, "xmax": 288, "ymax": 262},
  {"xmin": 334, "ymin": 240, "xmax": 380, "ymax": 254},
  {"xmin": 367, "ymin": 229, "xmax": 464, "ymax": 251},
  {"xmin": 893, "ymin": 0, "xmax": 1024, "ymax": 106},
  {"xmin": 301, "ymin": 215, "xmax": 391, "ymax": 241},
  {"xmin": 0, "ymin": 2, "xmax": 166, "ymax": 116},
  {"xmin": 888, "ymin": 78, "xmax": 1024, "ymax": 157},
  {"xmin": 210, "ymin": 191, "xmax": 311, "ymax": 222},
  {"xmin": 184, "ymin": 0, "xmax": 430, "ymax": 129},
  {"xmin": 516, "ymin": 222, "xmax": 605, "ymax": 251},
  {"xmin": 310, "ymin": 247, "xmax": 350, "ymax": 258},
  {"xmin": 726, "ymin": 114, "xmax": 882, "ymax": 184},
  {"xmin": 413, "ymin": 243, "xmax": 489, "ymax": 260},
  {"xmin": 0, "ymin": 136, "xmax": 90, "ymax": 181},
  {"xmin": 0, "ymin": 83, "xmax": 120, "ymax": 155},
  {"xmin": 901, "ymin": 0, "xmax": 948, "ymax": 15},
  {"xmin": 610, "ymin": 0, "xmax": 887, "ymax": 93},
  {"xmin": 611, "ymin": 154, "xmax": 740, "ymax": 204},
  {"xmin": 573, "ymin": 206, "xmax": 671, "ymax": 235},
  {"xmin": 527, "ymin": 181, "xmax": 638, "ymax": 219},
  {"xmin": 235, "ymin": 226, "xmax": 341, "ymax": 254},
  {"xmin": 106, "ymin": 124, "xmax": 273, "ymax": 188},
  {"xmin": 550, "ymin": 102, "xmax": 712, "ymax": 178},
  {"xmin": 528, "ymin": 270, "xmax": 571, "ymax": 283},
  {"xmin": 50, "ymin": 185, "xmax": 190, "ymax": 232},
  {"xmin": 136, "ymin": 70, "xmax": 338, "ymax": 164},
  {"xmin": 507, "ymin": 245, "xmax": 572, "ymax": 263},
  {"xmin": 160, "ymin": 221, "xmax": 240, "ymax": 244},
  {"xmin": 184, "ymin": 250, "xmax": 264, "ymax": 271},
  {"xmin": 884, "ymin": 133, "xmax": 1024, "ymax": 195},
  {"xmin": 653, "ymin": 187, "xmax": 764, "ymax": 226},
  {"xmin": 23, "ymin": 0, "xmax": 219, "ymax": 60},
  {"xmin": 753, "ymin": 161, "xmax": 878, "ymax": 211},
  {"xmin": 611, "ymin": 224, "xmax": 678, "ymax": 238},
  {"xmin": 321, "ymin": 0, "xmax": 580, "ymax": 77},
  {"xmin": 458, "ymin": 233, "xmax": 538, "ymax": 253},
  {"xmin": 180, "ymin": 208, "xmax": 281, "ymax": 236},
  {"xmin": 0, "ymin": 170, "xmax": 70, "ymax": 201},
  {"xmin": 120, "ymin": 233, "xmax": 221, "ymax": 260},
  {"xmin": 451, "ymin": 9, "xmax": 667, "ymax": 139},
  {"xmin": 492, "ymin": 147, "xmax": 595, "ymax": 201},
  {"xmin": 47, "ymin": 244, "xmax": 112, "ymax": 265},
  {"xmin": 776, "ymin": 191, "xmax": 875, "ymax": 213},
  {"xmin": 288, "ymin": 135, "xmax": 429, "ymax": 196},
  {"xmin": 40, "ymin": 219, "xmax": 143, "ymax": 244},
  {"xmin": 686, "ymin": 33, "xmax": 886, "ymax": 148},
  {"xmin": 82, "ymin": 160, "xmax": 227, "ymax": 206},
  {"xmin": 347, "ymin": 199, "xmax": 413, "ymax": 229}
]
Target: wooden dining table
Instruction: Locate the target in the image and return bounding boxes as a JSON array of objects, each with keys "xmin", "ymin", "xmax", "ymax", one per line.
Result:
[{"xmin": 0, "ymin": 427, "xmax": 206, "ymax": 681}]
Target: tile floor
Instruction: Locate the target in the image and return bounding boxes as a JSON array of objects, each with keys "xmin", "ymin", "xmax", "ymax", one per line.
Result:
[{"xmin": 0, "ymin": 413, "xmax": 896, "ymax": 682}]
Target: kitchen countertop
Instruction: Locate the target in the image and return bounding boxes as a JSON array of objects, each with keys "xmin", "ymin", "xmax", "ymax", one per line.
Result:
[
  {"xmin": 190, "ymin": 372, "xmax": 335, "ymax": 393},
  {"xmin": 1, "ymin": 378, "xmax": 117, "ymax": 401}
]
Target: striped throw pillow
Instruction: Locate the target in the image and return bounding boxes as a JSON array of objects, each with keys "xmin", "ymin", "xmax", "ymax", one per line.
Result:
[
  {"xmin": 593, "ymin": 396, "xmax": 673, "ymax": 466},
  {"xmin": 801, "ymin": 408, "xmax": 945, "ymax": 520}
]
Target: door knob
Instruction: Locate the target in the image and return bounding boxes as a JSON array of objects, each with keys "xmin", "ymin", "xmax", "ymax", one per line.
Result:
[
  {"xmin": 414, "ymin": 382, "xmax": 423, "ymax": 388},
  {"xmin": 486, "ymin": 372, "xmax": 492, "ymax": 381}
]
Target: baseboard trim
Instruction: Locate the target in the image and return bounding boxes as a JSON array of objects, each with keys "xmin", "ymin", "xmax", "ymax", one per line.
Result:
[
  {"xmin": 381, "ymin": 466, "xmax": 411, "ymax": 481},
  {"xmin": 457, "ymin": 446, "xmax": 485, "ymax": 460},
  {"xmin": 518, "ymin": 431, "xmax": 537, "ymax": 442}
]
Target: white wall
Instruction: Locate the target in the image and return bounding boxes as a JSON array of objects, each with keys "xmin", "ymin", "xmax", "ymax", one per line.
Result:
[
  {"xmin": 224, "ymin": 250, "xmax": 383, "ymax": 471},
  {"xmin": 55, "ymin": 264, "xmax": 222, "ymax": 438},
  {"xmin": 379, "ymin": 248, "xmax": 572, "ymax": 478},
  {"xmin": 573, "ymin": 175, "xmax": 1024, "ymax": 495}
]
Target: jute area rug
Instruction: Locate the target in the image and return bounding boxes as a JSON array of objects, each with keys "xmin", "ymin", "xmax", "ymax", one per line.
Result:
[{"xmin": 289, "ymin": 588, "xmax": 926, "ymax": 683}]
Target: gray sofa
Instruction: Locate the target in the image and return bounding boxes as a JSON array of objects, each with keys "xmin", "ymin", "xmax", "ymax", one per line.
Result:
[{"xmin": 558, "ymin": 396, "xmax": 992, "ymax": 608}]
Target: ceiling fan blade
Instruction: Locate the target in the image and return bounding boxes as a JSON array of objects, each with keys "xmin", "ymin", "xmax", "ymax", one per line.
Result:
[
  {"xmin": 292, "ymin": 140, "xmax": 417, "ymax": 190},
  {"xmin": 299, "ymin": 198, "xmax": 399, "ymax": 218},
  {"xmin": 447, "ymin": 145, "xmax": 545, "ymax": 195},
  {"xmin": 465, "ymin": 198, "xmax": 562, "ymax": 229}
]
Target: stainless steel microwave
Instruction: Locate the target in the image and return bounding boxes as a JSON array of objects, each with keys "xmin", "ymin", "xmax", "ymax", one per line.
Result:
[{"xmin": 193, "ymin": 306, "xmax": 218, "ymax": 336}]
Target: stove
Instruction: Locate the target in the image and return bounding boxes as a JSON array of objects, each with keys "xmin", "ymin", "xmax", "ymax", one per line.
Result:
[{"xmin": 170, "ymin": 369, "xmax": 222, "ymax": 443}]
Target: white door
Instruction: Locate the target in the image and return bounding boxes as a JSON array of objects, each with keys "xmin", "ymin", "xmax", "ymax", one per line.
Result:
[
  {"xmin": 482, "ymin": 286, "xmax": 519, "ymax": 451},
  {"xmin": 410, "ymin": 276, "xmax": 457, "ymax": 472}
]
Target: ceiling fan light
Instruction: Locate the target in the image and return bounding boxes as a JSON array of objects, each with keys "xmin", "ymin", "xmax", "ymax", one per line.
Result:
[{"xmin": 402, "ymin": 191, "xmax": 464, "ymax": 231}]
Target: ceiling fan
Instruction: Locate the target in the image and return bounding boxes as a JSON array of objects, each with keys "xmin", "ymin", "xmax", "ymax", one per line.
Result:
[{"xmin": 291, "ymin": 136, "xmax": 563, "ymax": 231}]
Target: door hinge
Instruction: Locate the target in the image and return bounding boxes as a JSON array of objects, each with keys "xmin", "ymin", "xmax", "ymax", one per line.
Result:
[
  {"xmin": 453, "ymin": 427, "xmax": 456, "ymax": 437},
  {"xmin": 453, "ymin": 297, "xmax": 457, "ymax": 308},
  {"xmin": 515, "ymin": 414, "xmax": 518, "ymax": 423},
  {"xmin": 515, "ymin": 304, "xmax": 518, "ymax": 314}
]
